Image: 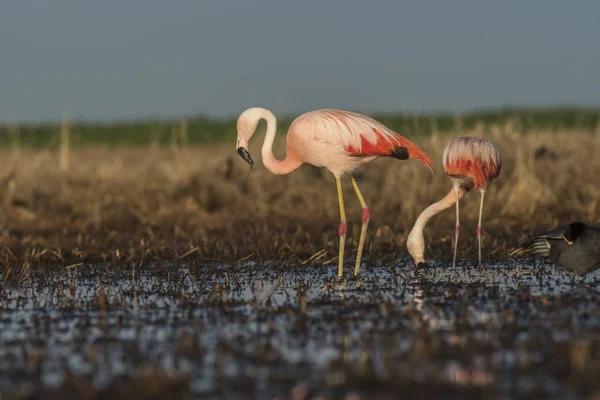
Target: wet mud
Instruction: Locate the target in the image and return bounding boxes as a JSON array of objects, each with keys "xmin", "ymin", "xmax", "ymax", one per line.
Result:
[{"xmin": 1, "ymin": 260, "xmax": 600, "ymax": 399}]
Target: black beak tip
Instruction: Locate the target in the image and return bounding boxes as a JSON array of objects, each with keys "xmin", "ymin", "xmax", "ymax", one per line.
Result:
[
  {"xmin": 237, "ymin": 147, "xmax": 254, "ymax": 166},
  {"xmin": 417, "ymin": 262, "xmax": 429, "ymax": 269}
]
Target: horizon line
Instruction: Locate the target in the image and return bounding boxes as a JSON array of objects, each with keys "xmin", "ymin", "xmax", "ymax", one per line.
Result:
[{"xmin": 2, "ymin": 103, "xmax": 600, "ymax": 127}]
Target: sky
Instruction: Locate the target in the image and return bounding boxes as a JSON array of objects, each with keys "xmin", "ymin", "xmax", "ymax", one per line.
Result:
[{"xmin": 1, "ymin": 0, "xmax": 599, "ymax": 123}]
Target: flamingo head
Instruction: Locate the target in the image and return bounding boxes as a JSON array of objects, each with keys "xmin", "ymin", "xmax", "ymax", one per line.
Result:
[
  {"xmin": 406, "ymin": 227, "xmax": 426, "ymax": 266},
  {"xmin": 565, "ymin": 221, "xmax": 587, "ymax": 243},
  {"xmin": 236, "ymin": 108, "xmax": 265, "ymax": 166}
]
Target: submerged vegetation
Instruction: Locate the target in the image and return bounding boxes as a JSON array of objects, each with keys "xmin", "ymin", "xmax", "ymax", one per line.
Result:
[{"xmin": 2, "ymin": 262, "xmax": 600, "ymax": 399}]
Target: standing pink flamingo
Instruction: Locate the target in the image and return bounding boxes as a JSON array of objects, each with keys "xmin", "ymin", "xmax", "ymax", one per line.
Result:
[
  {"xmin": 236, "ymin": 107, "xmax": 433, "ymax": 278},
  {"xmin": 407, "ymin": 137, "xmax": 501, "ymax": 268}
]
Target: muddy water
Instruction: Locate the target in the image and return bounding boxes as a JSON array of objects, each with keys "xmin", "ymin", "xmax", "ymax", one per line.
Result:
[{"xmin": 1, "ymin": 259, "xmax": 599, "ymax": 399}]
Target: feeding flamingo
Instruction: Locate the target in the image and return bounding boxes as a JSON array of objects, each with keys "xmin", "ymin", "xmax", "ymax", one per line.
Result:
[
  {"xmin": 236, "ymin": 107, "xmax": 433, "ymax": 278},
  {"xmin": 407, "ymin": 137, "xmax": 501, "ymax": 268}
]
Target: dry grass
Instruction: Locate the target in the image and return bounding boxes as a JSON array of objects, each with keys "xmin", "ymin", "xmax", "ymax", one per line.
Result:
[{"xmin": 0, "ymin": 124, "xmax": 598, "ymax": 268}]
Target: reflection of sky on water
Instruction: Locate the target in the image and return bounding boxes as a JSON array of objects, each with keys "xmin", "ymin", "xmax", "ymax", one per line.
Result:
[{"xmin": 1, "ymin": 260, "xmax": 599, "ymax": 397}]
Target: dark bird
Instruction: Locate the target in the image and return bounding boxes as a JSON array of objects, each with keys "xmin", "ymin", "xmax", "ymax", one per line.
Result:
[{"xmin": 523, "ymin": 221, "xmax": 600, "ymax": 276}]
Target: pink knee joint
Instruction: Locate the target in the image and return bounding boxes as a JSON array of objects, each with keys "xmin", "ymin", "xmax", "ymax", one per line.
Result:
[
  {"xmin": 339, "ymin": 221, "xmax": 347, "ymax": 236},
  {"xmin": 455, "ymin": 224, "xmax": 460, "ymax": 233},
  {"xmin": 362, "ymin": 208, "xmax": 371, "ymax": 223},
  {"xmin": 476, "ymin": 226, "xmax": 482, "ymax": 235}
]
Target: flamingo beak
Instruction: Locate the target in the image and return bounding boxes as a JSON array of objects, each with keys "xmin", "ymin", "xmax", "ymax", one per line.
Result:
[{"xmin": 236, "ymin": 147, "xmax": 254, "ymax": 166}]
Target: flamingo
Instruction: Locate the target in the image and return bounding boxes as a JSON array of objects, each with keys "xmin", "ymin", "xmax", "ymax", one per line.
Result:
[
  {"xmin": 407, "ymin": 137, "xmax": 501, "ymax": 268},
  {"xmin": 236, "ymin": 107, "xmax": 433, "ymax": 278}
]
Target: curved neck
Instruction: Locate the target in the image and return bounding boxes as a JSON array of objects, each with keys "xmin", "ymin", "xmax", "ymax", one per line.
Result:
[
  {"xmin": 415, "ymin": 188, "xmax": 466, "ymax": 232},
  {"xmin": 259, "ymin": 110, "xmax": 302, "ymax": 175},
  {"xmin": 407, "ymin": 187, "xmax": 468, "ymax": 264}
]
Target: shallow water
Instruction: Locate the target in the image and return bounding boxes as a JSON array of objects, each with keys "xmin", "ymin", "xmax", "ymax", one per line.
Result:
[{"xmin": 1, "ymin": 259, "xmax": 600, "ymax": 399}]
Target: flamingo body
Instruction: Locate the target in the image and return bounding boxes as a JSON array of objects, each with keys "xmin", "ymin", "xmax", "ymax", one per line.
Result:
[
  {"xmin": 407, "ymin": 136, "xmax": 501, "ymax": 267},
  {"xmin": 281, "ymin": 109, "xmax": 433, "ymax": 177},
  {"xmin": 236, "ymin": 107, "xmax": 433, "ymax": 278},
  {"xmin": 443, "ymin": 137, "xmax": 501, "ymax": 189}
]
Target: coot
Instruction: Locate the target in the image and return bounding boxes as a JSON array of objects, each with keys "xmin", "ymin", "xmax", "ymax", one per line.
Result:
[{"xmin": 524, "ymin": 221, "xmax": 600, "ymax": 276}]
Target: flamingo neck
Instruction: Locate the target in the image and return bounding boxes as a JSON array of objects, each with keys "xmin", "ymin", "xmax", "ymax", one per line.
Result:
[
  {"xmin": 407, "ymin": 187, "xmax": 467, "ymax": 264},
  {"xmin": 259, "ymin": 109, "xmax": 302, "ymax": 175}
]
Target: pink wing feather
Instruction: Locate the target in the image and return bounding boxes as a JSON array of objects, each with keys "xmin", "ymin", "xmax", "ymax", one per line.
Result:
[
  {"xmin": 443, "ymin": 137, "xmax": 501, "ymax": 188},
  {"xmin": 305, "ymin": 109, "xmax": 433, "ymax": 172}
]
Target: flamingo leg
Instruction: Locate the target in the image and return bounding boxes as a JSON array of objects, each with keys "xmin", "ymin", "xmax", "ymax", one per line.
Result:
[
  {"xmin": 477, "ymin": 189, "xmax": 486, "ymax": 265},
  {"xmin": 349, "ymin": 175, "xmax": 370, "ymax": 277},
  {"xmin": 336, "ymin": 177, "xmax": 347, "ymax": 278},
  {"xmin": 452, "ymin": 186, "xmax": 461, "ymax": 268}
]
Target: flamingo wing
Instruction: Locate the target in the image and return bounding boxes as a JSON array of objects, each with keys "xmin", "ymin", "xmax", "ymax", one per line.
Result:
[
  {"xmin": 443, "ymin": 137, "xmax": 501, "ymax": 188},
  {"xmin": 306, "ymin": 109, "xmax": 433, "ymax": 172}
]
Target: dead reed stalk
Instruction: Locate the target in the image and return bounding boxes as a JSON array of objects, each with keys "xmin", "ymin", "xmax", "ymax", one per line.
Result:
[
  {"xmin": 179, "ymin": 119, "xmax": 188, "ymax": 147},
  {"xmin": 8, "ymin": 121, "xmax": 20, "ymax": 163},
  {"xmin": 60, "ymin": 111, "xmax": 70, "ymax": 171}
]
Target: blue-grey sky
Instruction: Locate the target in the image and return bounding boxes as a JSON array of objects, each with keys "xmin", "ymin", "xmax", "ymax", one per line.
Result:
[{"xmin": 1, "ymin": 1, "xmax": 599, "ymax": 123}]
